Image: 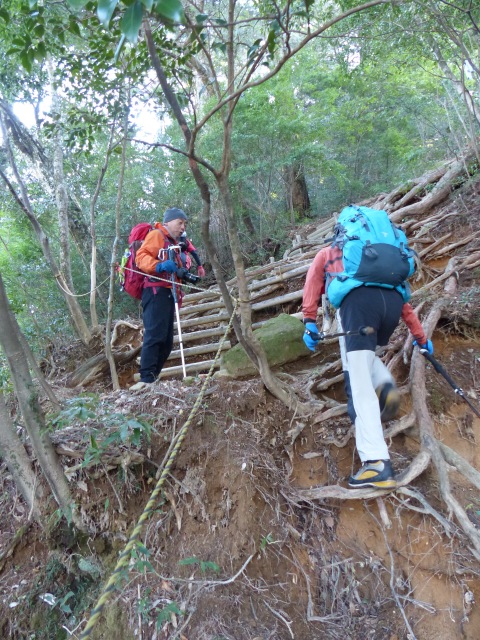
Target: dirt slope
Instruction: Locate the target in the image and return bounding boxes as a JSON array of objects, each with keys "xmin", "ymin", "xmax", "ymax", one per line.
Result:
[{"xmin": 1, "ymin": 172, "xmax": 480, "ymax": 640}]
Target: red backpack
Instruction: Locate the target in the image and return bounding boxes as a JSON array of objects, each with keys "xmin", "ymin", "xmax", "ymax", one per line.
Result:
[{"xmin": 117, "ymin": 223, "xmax": 153, "ymax": 299}]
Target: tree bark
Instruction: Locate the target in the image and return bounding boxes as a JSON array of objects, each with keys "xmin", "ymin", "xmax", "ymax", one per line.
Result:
[
  {"xmin": 284, "ymin": 163, "xmax": 311, "ymax": 221},
  {"xmin": 9, "ymin": 309, "xmax": 60, "ymax": 409},
  {"xmin": 0, "ymin": 272, "xmax": 81, "ymax": 527},
  {"xmin": 48, "ymin": 60, "xmax": 74, "ymax": 292},
  {"xmin": 0, "ymin": 389, "xmax": 45, "ymax": 525}
]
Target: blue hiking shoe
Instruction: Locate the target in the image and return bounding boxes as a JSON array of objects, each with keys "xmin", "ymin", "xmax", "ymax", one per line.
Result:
[
  {"xmin": 376, "ymin": 382, "xmax": 400, "ymax": 422},
  {"xmin": 348, "ymin": 460, "xmax": 397, "ymax": 489}
]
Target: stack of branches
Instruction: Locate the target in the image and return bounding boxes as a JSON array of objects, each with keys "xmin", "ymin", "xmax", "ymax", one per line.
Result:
[{"xmin": 68, "ymin": 152, "xmax": 479, "ymax": 389}]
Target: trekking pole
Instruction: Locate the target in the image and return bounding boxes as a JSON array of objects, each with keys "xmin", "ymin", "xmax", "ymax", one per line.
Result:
[
  {"xmin": 419, "ymin": 349, "xmax": 480, "ymax": 418},
  {"xmin": 313, "ymin": 325, "xmax": 375, "ymax": 341},
  {"xmin": 168, "ymin": 248, "xmax": 187, "ymax": 379}
]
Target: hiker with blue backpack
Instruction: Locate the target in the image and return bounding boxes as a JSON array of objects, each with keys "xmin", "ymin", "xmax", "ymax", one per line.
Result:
[
  {"xmin": 130, "ymin": 207, "xmax": 189, "ymax": 390},
  {"xmin": 302, "ymin": 205, "xmax": 433, "ymax": 489}
]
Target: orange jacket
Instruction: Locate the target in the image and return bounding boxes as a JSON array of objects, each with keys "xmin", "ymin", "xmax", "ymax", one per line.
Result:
[
  {"xmin": 302, "ymin": 245, "xmax": 427, "ymax": 344},
  {"xmin": 135, "ymin": 223, "xmax": 183, "ymax": 286}
]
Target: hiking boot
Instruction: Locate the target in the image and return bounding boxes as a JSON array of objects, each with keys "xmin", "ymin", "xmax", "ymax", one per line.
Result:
[
  {"xmin": 133, "ymin": 373, "xmax": 141, "ymax": 382},
  {"xmin": 376, "ymin": 382, "xmax": 400, "ymax": 422},
  {"xmin": 129, "ymin": 381, "xmax": 151, "ymax": 391},
  {"xmin": 348, "ymin": 460, "xmax": 397, "ymax": 489}
]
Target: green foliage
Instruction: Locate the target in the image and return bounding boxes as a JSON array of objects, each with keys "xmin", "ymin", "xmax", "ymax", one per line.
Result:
[
  {"xmin": 46, "ymin": 394, "xmax": 152, "ymax": 466},
  {"xmin": 178, "ymin": 556, "xmax": 220, "ymax": 573},
  {"xmin": 130, "ymin": 541, "xmax": 155, "ymax": 573},
  {"xmin": 20, "ymin": 554, "xmax": 100, "ymax": 640},
  {"xmin": 0, "ymin": 0, "xmax": 478, "ymax": 358},
  {"xmin": 156, "ymin": 601, "xmax": 183, "ymax": 627},
  {"xmin": 82, "ymin": 414, "xmax": 152, "ymax": 465},
  {"xmin": 49, "ymin": 395, "xmax": 99, "ymax": 429},
  {"xmin": 259, "ymin": 532, "xmax": 274, "ymax": 551}
]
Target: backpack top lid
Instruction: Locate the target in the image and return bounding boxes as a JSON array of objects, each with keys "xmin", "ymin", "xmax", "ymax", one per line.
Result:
[
  {"xmin": 128, "ymin": 222, "xmax": 154, "ymax": 245},
  {"xmin": 332, "ymin": 205, "xmax": 398, "ymax": 248}
]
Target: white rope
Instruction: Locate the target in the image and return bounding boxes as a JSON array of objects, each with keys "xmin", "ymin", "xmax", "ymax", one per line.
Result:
[
  {"xmin": 54, "ymin": 274, "xmax": 111, "ymax": 298},
  {"xmin": 123, "ymin": 265, "xmax": 212, "ymax": 295}
]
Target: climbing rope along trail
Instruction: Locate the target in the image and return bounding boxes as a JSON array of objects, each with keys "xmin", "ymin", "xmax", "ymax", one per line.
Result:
[{"xmin": 78, "ymin": 300, "xmax": 238, "ymax": 639}]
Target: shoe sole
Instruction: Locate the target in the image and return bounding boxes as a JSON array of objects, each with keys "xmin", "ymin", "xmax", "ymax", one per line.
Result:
[{"xmin": 348, "ymin": 479, "xmax": 397, "ymax": 489}]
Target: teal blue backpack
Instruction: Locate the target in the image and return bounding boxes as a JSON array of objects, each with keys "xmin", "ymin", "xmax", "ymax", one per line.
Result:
[{"xmin": 326, "ymin": 205, "xmax": 416, "ymax": 308}]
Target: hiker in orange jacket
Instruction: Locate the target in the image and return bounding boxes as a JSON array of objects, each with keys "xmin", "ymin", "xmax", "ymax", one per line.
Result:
[
  {"xmin": 131, "ymin": 208, "xmax": 188, "ymax": 389},
  {"xmin": 302, "ymin": 244, "xmax": 433, "ymax": 489}
]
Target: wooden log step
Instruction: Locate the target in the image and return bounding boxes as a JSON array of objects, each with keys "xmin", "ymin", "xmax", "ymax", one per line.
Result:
[
  {"xmin": 175, "ymin": 289, "xmax": 304, "ymax": 331},
  {"xmin": 173, "ymin": 325, "xmax": 231, "ymax": 344},
  {"xmin": 182, "ymin": 288, "xmax": 222, "ymax": 304},
  {"xmin": 176, "ymin": 312, "xmax": 231, "ymax": 330},
  {"xmin": 251, "ymin": 289, "xmax": 303, "ymax": 310},
  {"xmin": 180, "ymin": 298, "xmax": 230, "ymax": 317},
  {"xmin": 167, "ymin": 340, "xmax": 231, "ymax": 360},
  {"xmin": 248, "ymin": 264, "xmax": 310, "ymax": 293},
  {"xmin": 159, "ymin": 359, "xmax": 219, "ymax": 378}
]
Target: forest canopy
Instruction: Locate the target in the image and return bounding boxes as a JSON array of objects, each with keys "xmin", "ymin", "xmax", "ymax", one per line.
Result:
[{"xmin": 0, "ymin": 0, "xmax": 478, "ymax": 346}]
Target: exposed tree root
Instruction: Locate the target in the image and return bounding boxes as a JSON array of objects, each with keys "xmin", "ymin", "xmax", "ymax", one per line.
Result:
[{"xmin": 66, "ymin": 345, "xmax": 141, "ymax": 387}]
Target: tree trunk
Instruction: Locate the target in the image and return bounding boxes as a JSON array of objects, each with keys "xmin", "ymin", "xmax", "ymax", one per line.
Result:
[
  {"xmin": 144, "ymin": 16, "xmax": 307, "ymax": 414},
  {"xmin": 9, "ymin": 309, "xmax": 60, "ymax": 409},
  {"xmin": 143, "ymin": 20, "xmax": 246, "ymax": 346},
  {"xmin": 106, "ymin": 101, "xmax": 130, "ymax": 391},
  {"xmin": 0, "ymin": 390, "xmax": 45, "ymax": 525},
  {"xmin": 89, "ymin": 122, "xmax": 117, "ymax": 332},
  {"xmin": 48, "ymin": 60, "xmax": 74, "ymax": 292},
  {"xmin": 0, "ymin": 114, "xmax": 92, "ymax": 346},
  {"xmin": 216, "ymin": 175, "xmax": 306, "ymax": 413},
  {"xmin": 0, "ymin": 272, "xmax": 81, "ymax": 527},
  {"xmin": 284, "ymin": 163, "xmax": 311, "ymax": 221}
]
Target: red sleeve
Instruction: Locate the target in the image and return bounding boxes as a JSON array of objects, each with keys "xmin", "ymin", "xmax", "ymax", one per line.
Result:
[
  {"xmin": 186, "ymin": 238, "xmax": 196, "ymax": 253},
  {"xmin": 401, "ymin": 303, "xmax": 427, "ymax": 344},
  {"xmin": 302, "ymin": 249, "xmax": 328, "ymax": 320}
]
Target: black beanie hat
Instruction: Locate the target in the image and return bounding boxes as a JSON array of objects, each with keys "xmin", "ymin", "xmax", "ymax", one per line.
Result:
[{"xmin": 163, "ymin": 207, "xmax": 188, "ymax": 223}]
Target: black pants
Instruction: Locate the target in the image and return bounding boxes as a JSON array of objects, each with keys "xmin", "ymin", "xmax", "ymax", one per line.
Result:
[
  {"xmin": 340, "ymin": 286, "xmax": 404, "ymax": 421},
  {"xmin": 140, "ymin": 286, "xmax": 175, "ymax": 383},
  {"xmin": 340, "ymin": 286, "xmax": 404, "ymax": 352},
  {"xmin": 337, "ymin": 286, "xmax": 404, "ymax": 462}
]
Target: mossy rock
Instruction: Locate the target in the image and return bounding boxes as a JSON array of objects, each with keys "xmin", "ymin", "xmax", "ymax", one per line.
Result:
[{"xmin": 218, "ymin": 313, "xmax": 310, "ymax": 378}]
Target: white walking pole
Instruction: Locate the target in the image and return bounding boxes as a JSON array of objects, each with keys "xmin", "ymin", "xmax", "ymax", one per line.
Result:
[
  {"xmin": 174, "ymin": 290, "xmax": 187, "ymax": 378},
  {"xmin": 171, "ymin": 268, "xmax": 187, "ymax": 379}
]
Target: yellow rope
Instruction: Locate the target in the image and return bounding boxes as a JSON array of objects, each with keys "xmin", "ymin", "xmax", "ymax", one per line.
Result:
[{"xmin": 78, "ymin": 300, "xmax": 238, "ymax": 639}]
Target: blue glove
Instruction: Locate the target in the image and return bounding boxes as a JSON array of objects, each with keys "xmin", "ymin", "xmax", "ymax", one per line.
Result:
[
  {"xmin": 413, "ymin": 339, "xmax": 434, "ymax": 355},
  {"xmin": 303, "ymin": 322, "xmax": 320, "ymax": 352},
  {"xmin": 156, "ymin": 260, "xmax": 177, "ymax": 274}
]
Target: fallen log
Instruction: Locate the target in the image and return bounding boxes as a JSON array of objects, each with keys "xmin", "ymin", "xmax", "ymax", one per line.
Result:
[{"xmin": 66, "ymin": 346, "xmax": 141, "ymax": 388}]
